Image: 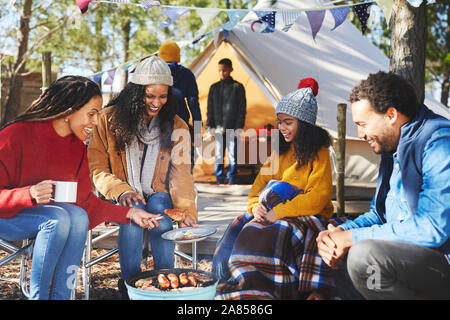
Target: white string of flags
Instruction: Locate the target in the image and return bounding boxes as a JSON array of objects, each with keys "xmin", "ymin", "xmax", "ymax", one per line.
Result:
[{"xmin": 65, "ymin": 0, "xmax": 431, "ymax": 86}]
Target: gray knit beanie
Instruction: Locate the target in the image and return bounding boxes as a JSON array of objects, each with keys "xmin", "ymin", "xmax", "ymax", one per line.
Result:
[
  {"xmin": 130, "ymin": 55, "xmax": 173, "ymax": 86},
  {"xmin": 275, "ymin": 88, "xmax": 317, "ymax": 125}
]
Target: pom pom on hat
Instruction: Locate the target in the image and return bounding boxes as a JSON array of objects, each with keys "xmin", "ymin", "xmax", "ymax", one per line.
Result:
[
  {"xmin": 275, "ymin": 88, "xmax": 318, "ymax": 125},
  {"xmin": 130, "ymin": 55, "xmax": 173, "ymax": 86},
  {"xmin": 297, "ymin": 77, "xmax": 319, "ymax": 97},
  {"xmin": 158, "ymin": 41, "xmax": 181, "ymax": 63}
]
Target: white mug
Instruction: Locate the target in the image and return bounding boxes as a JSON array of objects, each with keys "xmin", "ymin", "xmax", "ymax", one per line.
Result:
[{"xmin": 53, "ymin": 181, "xmax": 78, "ymax": 203}]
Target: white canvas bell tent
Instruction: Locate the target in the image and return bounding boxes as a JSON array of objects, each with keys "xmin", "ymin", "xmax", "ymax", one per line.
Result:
[{"xmin": 190, "ymin": 0, "xmax": 450, "ymax": 187}]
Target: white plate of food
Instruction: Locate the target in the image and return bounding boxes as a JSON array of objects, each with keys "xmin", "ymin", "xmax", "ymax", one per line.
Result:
[{"xmin": 161, "ymin": 227, "xmax": 217, "ymax": 243}]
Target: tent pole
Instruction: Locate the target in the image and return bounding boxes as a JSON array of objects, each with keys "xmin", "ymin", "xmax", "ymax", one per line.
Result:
[{"xmin": 336, "ymin": 103, "xmax": 346, "ymax": 217}]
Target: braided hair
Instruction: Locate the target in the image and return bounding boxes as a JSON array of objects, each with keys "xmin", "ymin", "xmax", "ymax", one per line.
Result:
[{"xmin": 1, "ymin": 75, "xmax": 101, "ymax": 130}]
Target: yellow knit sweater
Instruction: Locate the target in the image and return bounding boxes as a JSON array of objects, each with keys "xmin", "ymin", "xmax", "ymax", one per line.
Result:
[{"xmin": 247, "ymin": 144, "xmax": 334, "ymax": 220}]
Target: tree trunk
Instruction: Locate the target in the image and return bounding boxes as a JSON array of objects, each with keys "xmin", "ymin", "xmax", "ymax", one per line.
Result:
[
  {"xmin": 2, "ymin": 0, "xmax": 33, "ymax": 125},
  {"xmin": 389, "ymin": 0, "xmax": 427, "ymax": 103},
  {"xmin": 120, "ymin": 18, "xmax": 131, "ymax": 89},
  {"xmin": 442, "ymin": 72, "xmax": 449, "ymax": 107}
]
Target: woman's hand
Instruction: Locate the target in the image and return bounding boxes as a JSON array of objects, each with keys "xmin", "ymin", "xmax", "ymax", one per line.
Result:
[
  {"xmin": 126, "ymin": 208, "xmax": 161, "ymax": 229},
  {"xmin": 253, "ymin": 204, "xmax": 267, "ymax": 223},
  {"xmin": 30, "ymin": 180, "xmax": 56, "ymax": 204},
  {"xmin": 119, "ymin": 190, "xmax": 146, "ymax": 207},
  {"xmin": 253, "ymin": 204, "xmax": 277, "ymax": 224},
  {"xmin": 178, "ymin": 216, "xmax": 199, "ymax": 228}
]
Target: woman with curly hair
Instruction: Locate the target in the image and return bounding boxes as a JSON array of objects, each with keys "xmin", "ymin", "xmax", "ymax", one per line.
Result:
[
  {"xmin": 213, "ymin": 86, "xmax": 336, "ymax": 300},
  {"xmin": 87, "ymin": 55, "xmax": 197, "ymax": 297},
  {"xmin": 0, "ymin": 76, "xmax": 160, "ymax": 300}
]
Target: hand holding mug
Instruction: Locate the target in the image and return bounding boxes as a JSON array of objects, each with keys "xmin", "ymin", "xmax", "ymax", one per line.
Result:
[{"xmin": 30, "ymin": 180, "xmax": 56, "ymax": 204}]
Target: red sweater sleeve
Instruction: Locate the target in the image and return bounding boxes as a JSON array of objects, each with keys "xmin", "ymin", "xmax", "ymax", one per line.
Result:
[
  {"xmin": 0, "ymin": 128, "xmax": 35, "ymax": 218},
  {"xmin": 76, "ymin": 147, "xmax": 130, "ymax": 230}
]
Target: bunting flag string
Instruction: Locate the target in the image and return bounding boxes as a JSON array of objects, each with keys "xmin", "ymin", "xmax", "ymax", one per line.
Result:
[{"xmin": 77, "ymin": 0, "xmax": 430, "ymax": 82}]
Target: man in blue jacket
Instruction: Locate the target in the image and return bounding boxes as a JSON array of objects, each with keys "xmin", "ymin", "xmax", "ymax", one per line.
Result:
[
  {"xmin": 317, "ymin": 71, "xmax": 450, "ymax": 299},
  {"xmin": 158, "ymin": 41, "xmax": 201, "ymax": 171}
]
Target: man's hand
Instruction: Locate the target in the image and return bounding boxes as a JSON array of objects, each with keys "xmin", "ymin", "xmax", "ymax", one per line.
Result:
[
  {"xmin": 119, "ymin": 190, "xmax": 146, "ymax": 207},
  {"xmin": 317, "ymin": 224, "xmax": 352, "ymax": 269}
]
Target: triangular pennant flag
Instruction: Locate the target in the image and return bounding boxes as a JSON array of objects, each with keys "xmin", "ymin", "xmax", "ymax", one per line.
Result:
[
  {"xmin": 158, "ymin": 7, "xmax": 189, "ymax": 28},
  {"xmin": 353, "ymin": 3, "xmax": 372, "ymax": 34},
  {"xmin": 305, "ymin": 10, "xmax": 325, "ymax": 40},
  {"xmin": 329, "ymin": 7, "xmax": 349, "ymax": 30},
  {"xmin": 254, "ymin": 11, "xmax": 276, "ymax": 33},
  {"xmin": 258, "ymin": 11, "xmax": 276, "ymax": 33},
  {"xmin": 192, "ymin": 30, "xmax": 212, "ymax": 45},
  {"xmin": 375, "ymin": 0, "xmax": 393, "ymax": 23},
  {"xmin": 195, "ymin": 8, "xmax": 221, "ymax": 36},
  {"xmin": 92, "ymin": 73, "xmax": 103, "ymax": 84},
  {"xmin": 280, "ymin": 11, "xmax": 302, "ymax": 32},
  {"xmin": 121, "ymin": 60, "xmax": 136, "ymax": 71},
  {"xmin": 140, "ymin": 0, "xmax": 160, "ymax": 11},
  {"xmin": 103, "ymin": 69, "xmax": 116, "ymax": 85},
  {"xmin": 406, "ymin": 0, "xmax": 424, "ymax": 7},
  {"xmin": 76, "ymin": 0, "xmax": 93, "ymax": 14},
  {"xmin": 221, "ymin": 10, "xmax": 247, "ymax": 31}
]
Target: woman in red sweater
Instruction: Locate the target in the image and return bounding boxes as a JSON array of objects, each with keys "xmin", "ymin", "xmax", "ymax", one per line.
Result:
[{"xmin": 0, "ymin": 76, "xmax": 160, "ymax": 300}]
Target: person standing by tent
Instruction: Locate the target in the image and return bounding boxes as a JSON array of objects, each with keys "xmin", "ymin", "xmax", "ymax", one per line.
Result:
[
  {"xmin": 316, "ymin": 71, "xmax": 450, "ymax": 299},
  {"xmin": 158, "ymin": 41, "xmax": 201, "ymax": 171},
  {"xmin": 206, "ymin": 58, "xmax": 246, "ymax": 184},
  {"xmin": 87, "ymin": 55, "xmax": 197, "ymax": 298}
]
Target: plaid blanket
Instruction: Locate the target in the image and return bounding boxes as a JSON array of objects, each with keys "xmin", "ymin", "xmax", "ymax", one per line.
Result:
[{"xmin": 213, "ymin": 214, "xmax": 347, "ymax": 300}]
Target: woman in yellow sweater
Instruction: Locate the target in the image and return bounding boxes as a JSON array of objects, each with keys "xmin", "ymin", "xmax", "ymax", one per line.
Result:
[{"xmin": 213, "ymin": 87, "xmax": 335, "ymax": 300}]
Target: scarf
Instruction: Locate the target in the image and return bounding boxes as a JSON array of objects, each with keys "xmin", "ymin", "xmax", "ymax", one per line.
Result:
[{"xmin": 125, "ymin": 116, "xmax": 160, "ymax": 198}]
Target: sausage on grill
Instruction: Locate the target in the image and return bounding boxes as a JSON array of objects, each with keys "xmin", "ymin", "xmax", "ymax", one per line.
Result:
[
  {"xmin": 187, "ymin": 273, "xmax": 197, "ymax": 287},
  {"xmin": 167, "ymin": 273, "xmax": 179, "ymax": 289},
  {"xmin": 179, "ymin": 273, "xmax": 189, "ymax": 286},
  {"xmin": 157, "ymin": 274, "xmax": 170, "ymax": 289}
]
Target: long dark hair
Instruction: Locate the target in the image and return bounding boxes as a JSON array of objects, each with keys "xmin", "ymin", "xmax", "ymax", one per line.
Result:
[
  {"xmin": 106, "ymin": 82, "xmax": 177, "ymax": 151},
  {"xmin": 278, "ymin": 120, "xmax": 331, "ymax": 168},
  {"xmin": 1, "ymin": 75, "xmax": 101, "ymax": 130}
]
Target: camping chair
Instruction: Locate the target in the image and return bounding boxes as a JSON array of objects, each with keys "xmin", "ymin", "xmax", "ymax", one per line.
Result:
[
  {"xmin": 1, "ymin": 237, "xmax": 78, "ymax": 300},
  {"xmin": 82, "ymin": 223, "xmax": 120, "ymax": 300},
  {"xmin": 0, "ymin": 238, "xmax": 34, "ymax": 298}
]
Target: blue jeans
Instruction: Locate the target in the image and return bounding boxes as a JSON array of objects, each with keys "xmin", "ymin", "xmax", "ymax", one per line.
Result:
[
  {"xmin": 0, "ymin": 203, "xmax": 89, "ymax": 300},
  {"xmin": 118, "ymin": 192, "xmax": 174, "ymax": 280},
  {"xmin": 214, "ymin": 131, "xmax": 238, "ymax": 184}
]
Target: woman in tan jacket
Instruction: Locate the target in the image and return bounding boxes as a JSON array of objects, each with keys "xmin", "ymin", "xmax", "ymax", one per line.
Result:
[{"xmin": 87, "ymin": 56, "xmax": 197, "ymax": 296}]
